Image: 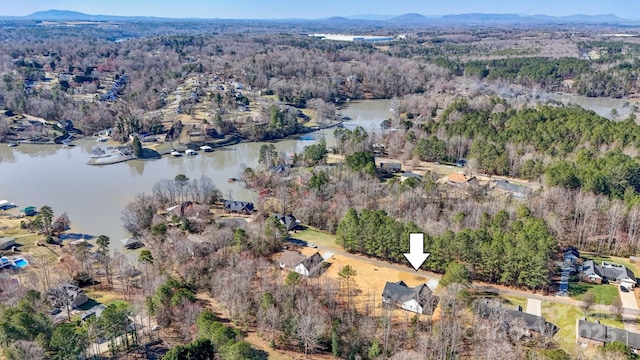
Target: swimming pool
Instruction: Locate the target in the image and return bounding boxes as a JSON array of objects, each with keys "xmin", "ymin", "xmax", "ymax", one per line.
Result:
[{"xmin": 13, "ymin": 258, "xmax": 28, "ymax": 268}]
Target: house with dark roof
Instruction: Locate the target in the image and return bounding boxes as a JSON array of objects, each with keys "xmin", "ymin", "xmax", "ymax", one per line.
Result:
[
  {"xmin": 48, "ymin": 284, "xmax": 88, "ymax": 308},
  {"xmin": 504, "ymin": 308, "xmax": 558, "ymax": 337},
  {"xmin": 382, "ymin": 281, "xmax": 437, "ymax": 315},
  {"xmin": 582, "ymin": 260, "xmax": 636, "ymax": 288},
  {"xmin": 493, "ymin": 179, "xmax": 533, "ymax": 200},
  {"xmin": 563, "ymin": 248, "xmax": 580, "ymax": 264},
  {"xmin": 380, "ymin": 162, "xmax": 402, "ymax": 173},
  {"xmin": 121, "ymin": 237, "xmax": 143, "ymax": 250},
  {"xmin": 577, "ymin": 319, "xmax": 640, "ymax": 352},
  {"xmin": 224, "ymin": 200, "xmax": 254, "ymax": 214},
  {"xmin": 273, "ymin": 214, "xmax": 299, "ymax": 231},
  {"xmin": 475, "ymin": 300, "xmax": 558, "ymax": 338},
  {"xmin": 269, "ymin": 164, "xmax": 291, "ymax": 174},
  {"xmin": 57, "ymin": 119, "xmax": 74, "ymax": 132},
  {"xmin": 279, "ymin": 250, "xmax": 324, "ymax": 277},
  {"xmin": 296, "ymin": 252, "xmax": 324, "ymax": 277}
]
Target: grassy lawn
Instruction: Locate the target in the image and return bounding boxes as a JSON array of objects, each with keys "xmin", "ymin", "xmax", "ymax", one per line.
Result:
[
  {"xmin": 568, "ymin": 282, "xmax": 619, "ymax": 305},
  {"xmin": 543, "ymin": 300, "xmax": 625, "ymax": 352},
  {"xmin": 542, "ymin": 302, "xmax": 581, "ymax": 351},
  {"xmin": 293, "ymin": 227, "xmax": 338, "ymax": 248},
  {"xmin": 500, "ymin": 295, "xmax": 527, "ymax": 310}
]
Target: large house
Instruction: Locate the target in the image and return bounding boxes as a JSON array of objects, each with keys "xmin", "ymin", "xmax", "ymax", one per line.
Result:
[
  {"xmin": 577, "ymin": 319, "xmax": 640, "ymax": 353},
  {"xmin": 224, "ymin": 200, "xmax": 254, "ymax": 214},
  {"xmin": 279, "ymin": 250, "xmax": 324, "ymax": 277},
  {"xmin": 48, "ymin": 284, "xmax": 89, "ymax": 308},
  {"xmin": 476, "ymin": 300, "xmax": 558, "ymax": 338},
  {"xmin": 582, "ymin": 260, "xmax": 637, "ymax": 288},
  {"xmin": 382, "ymin": 281, "xmax": 437, "ymax": 315},
  {"xmin": 493, "ymin": 179, "xmax": 532, "ymax": 200}
]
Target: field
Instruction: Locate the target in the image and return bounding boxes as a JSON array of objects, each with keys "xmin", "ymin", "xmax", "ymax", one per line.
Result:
[{"xmin": 293, "ymin": 227, "xmax": 435, "ymax": 319}]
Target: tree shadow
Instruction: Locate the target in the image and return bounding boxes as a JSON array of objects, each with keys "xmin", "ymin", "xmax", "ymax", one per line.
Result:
[{"xmin": 567, "ymin": 282, "xmax": 593, "ymax": 298}]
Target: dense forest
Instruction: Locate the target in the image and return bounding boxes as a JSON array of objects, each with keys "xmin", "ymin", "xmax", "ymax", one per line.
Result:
[{"xmin": 336, "ymin": 207, "xmax": 556, "ymax": 290}]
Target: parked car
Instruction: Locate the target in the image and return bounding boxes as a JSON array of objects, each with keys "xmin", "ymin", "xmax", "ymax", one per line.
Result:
[
  {"xmin": 308, "ymin": 243, "xmax": 317, "ymax": 248},
  {"xmin": 621, "ymin": 285, "xmax": 630, "ymax": 292},
  {"xmin": 50, "ymin": 308, "xmax": 62, "ymax": 315}
]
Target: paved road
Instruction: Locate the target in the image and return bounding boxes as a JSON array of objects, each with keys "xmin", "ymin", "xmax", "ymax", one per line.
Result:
[{"xmin": 317, "ymin": 242, "xmax": 640, "ymax": 317}]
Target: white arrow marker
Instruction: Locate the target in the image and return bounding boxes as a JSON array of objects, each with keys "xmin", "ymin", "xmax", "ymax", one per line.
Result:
[{"xmin": 403, "ymin": 233, "xmax": 430, "ymax": 271}]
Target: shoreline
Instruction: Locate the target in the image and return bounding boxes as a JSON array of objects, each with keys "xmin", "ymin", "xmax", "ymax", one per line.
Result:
[{"xmin": 85, "ymin": 119, "xmax": 343, "ymax": 166}]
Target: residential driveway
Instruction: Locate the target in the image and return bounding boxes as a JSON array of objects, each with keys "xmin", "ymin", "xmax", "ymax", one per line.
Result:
[
  {"xmin": 619, "ymin": 286, "xmax": 639, "ymax": 311},
  {"xmin": 526, "ymin": 298, "xmax": 542, "ymax": 316},
  {"xmin": 619, "ymin": 286, "xmax": 639, "ymax": 332}
]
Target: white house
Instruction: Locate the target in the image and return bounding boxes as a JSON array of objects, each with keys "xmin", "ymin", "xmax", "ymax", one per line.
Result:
[
  {"xmin": 382, "ymin": 281, "xmax": 436, "ymax": 315},
  {"xmin": 279, "ymin": 250, "xmax": 324, "ymax": 277}
]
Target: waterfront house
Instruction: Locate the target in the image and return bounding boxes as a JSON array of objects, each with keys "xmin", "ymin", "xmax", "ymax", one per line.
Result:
[
  {"xmin": 382, "ymin": 281, "xmax": 437, "ymax": 315},
  {"xmin": 57, "ymin": 119, "xmax": 74, "ymax": 131},
  {"xmin": 224, "ymin": 200, "xmax": 254, "ymax": 214},
  {"xmin": 23, "ymin": 206, "xmax": 36, "ymax": 216},
  {"xmin": 121, "ymin": 237, "xmax": 143, "ymax": 250}
]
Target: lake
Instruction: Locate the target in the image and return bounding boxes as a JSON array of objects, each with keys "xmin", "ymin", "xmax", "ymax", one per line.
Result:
[{"xmin": 0, "ymin": 100, "xmax": 392, "ymax": 252}]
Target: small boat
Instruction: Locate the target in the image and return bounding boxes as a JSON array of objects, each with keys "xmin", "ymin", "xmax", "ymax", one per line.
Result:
[
  {"xmin": 228, "ymin": 177, "xmax": 239, "ymax": 183},
  {"xmin": 170, "ymin": 150, "xmax": 182, "ymax": 157},
  {"xmin": 6, "ymin": 142, "xmax": 17, "ymax": 147},
  {"xmin": 200, "ymin": 145, "xmax": 213, "ymax": 152},
  {"xmin": 185, "ymin": 149, "xmax": 197, "ymax": 156}
]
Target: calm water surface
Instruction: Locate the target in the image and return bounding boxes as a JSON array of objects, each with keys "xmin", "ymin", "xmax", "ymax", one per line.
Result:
[{"xmin": 0, "ymin": 100, "xmax": 391, "ymax": 251}]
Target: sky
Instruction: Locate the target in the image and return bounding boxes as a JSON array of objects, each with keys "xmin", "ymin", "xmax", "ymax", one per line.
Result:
[{"xmin": 1, "ymin": 0, "xmax": 639, "ymax": 20}]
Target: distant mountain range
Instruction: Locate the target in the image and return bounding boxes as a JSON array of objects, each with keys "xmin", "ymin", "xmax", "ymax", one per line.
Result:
[{"xmin": 0, "ymin": 9, "xmax": 635, "ymax": 24}]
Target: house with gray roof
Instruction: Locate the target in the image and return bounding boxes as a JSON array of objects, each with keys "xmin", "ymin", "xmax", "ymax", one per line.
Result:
[
  {"xmin": 379, "ymin": 162, "xmax": 402, "ymax": 173},
  {"xmin": 279, "ymin": 250, "xmax": 324, "ymax": 277},
  {"xmin": 577, "ymin": 319, "xmax": 640, "ymax": 352},
  {"xmin": 0, "ymin": 237, "xmax": 16, "ymax": 251},
  {"xmin": 382, "ymin": 281, "xmax": 437, "ymax": 315},
  {"xmin": 582, "ymin": 260, "xmax": 636, "ymax": 288},
  {"xmin": 475, "ymin": 299, "xmax": 558, "ymax": 338},
  {"xmin": 224, "ymin": 200, "xmax": 254, "ymax": 214},
  {"xmin": 493, "ymin": 179, "xmax": 532, "ymax": 200},
  {"xmin": 273, "ymin": 214, "xmax": 300, "ymax": 231},
  {"xmin": 279, "ymin": 250, "xmax": 307, "ymax": 269},
  {"xmin": 504, "ymin": 308, "xmax": 558, "ymax": 336}
]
